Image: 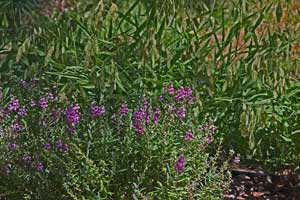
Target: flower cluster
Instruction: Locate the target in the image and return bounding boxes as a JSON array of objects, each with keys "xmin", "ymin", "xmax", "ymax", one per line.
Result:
[
  {"xmin": 175, "ymin": 87, "xmax": 194, "ymax": 103},
  {"xmin": 22, "ymin": 154, "xmax": 32, "ymax": 164},
  {"xmin": 133, "ymin": 108, "xmax": 148, "ymax": 134},
  {"xmin": 9, "ymin": 122, "xmax": 24, "ymax": 132},
  {"xmin": 56, "ymin": 138, "xmax": 69, "ymax": 152},
  {"xmin": 184, "ymin": 129, "xmax": 194, "ymax": 140},
  {"xmin": 90, "ymin": 102, "xmax": 105, "ymax": 118},
  {"xmin": 18, "ymin": 106, "xmax": 27, "ymax": 117},
  {"xmin": 164, "ymin": 84, "xmax": 174, "ymax": 95},
  {"xmin": 39, "ymin": 97, "xmax": 48, "ymax": 109},
  {"xmin": 65, "ymin": 104, "xmax": 80, "ymax": 128},
  {"xmin": 176, "ymin": 106, "xmax": 186, "ymax": 119},
  {"xmin": 198, "ymin": 124, "xmax": 216, "ymax": 144},
  {"xmin": 120, "ymin": 104, "xmax": 129, "ymax": 115},
  {"xmin": 175, "ymin": 155, "xmax": 185, "ymax": 174},
  {"xmin": 8, "ymin": 97, "xmax": 20, "ymax": 111},
  {"xmin": 153, "ymin": 107, "xmax": 161, "ymax": 124}
]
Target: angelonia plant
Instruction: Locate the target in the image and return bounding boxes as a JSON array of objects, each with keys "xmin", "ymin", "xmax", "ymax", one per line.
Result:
[{"xmin": 0, "ymin": 80, "xmax": 230, "ymax": 199}]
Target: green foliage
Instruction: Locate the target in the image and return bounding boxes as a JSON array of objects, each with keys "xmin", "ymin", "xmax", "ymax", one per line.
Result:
[{"xmin": 0, "ymin": 0, "xmax": 42, "ymax": 27}]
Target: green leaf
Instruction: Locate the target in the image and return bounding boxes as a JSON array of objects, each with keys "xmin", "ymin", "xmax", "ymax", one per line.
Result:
[{"xmin": 275, "ymin": 2, "xmax": 283, "ymax": 23}]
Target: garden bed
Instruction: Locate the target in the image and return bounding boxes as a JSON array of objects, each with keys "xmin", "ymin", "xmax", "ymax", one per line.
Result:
[{"xmin": 226, "ymin": 166, "xmax": 300, "ymax": 199}]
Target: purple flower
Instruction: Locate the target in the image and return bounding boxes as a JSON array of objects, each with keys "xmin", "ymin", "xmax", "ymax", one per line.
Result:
[
  {"xmin": 47, "ymin": 93, "xmax": 54, "ymax": 101},
  {"xmin": 30, "ymin": 100, "xmax": 36, "ymax": 107},
  {"xmin": 44, "ymin": 143, "xmax": 51, "ymax": 150},
  {"xmin": 39, "ymin": 97, "xmax": 48, "ymax": 109},
  {"xmin": 65, "ymin": 104, "xmax": 80, "ymax": 127},
  {"xmin": 198, "ymin": 125, "xmax": 205, "ymax": 131},
  {"xmin": 143, "ymin": 98, "xmax": 148, "ymax": 108},
  {"xmin": 175, "ymin": 87, "xmax": 193, "ymax": 103},
  {"xmin": 233, "ymin": 155, "xmax": 240, "ymax": 164},
  {"xmin": 135, "ymin": 124, "xmax": 145, "ymax": 135},
  {"xmin": 20, "ymin": 80, "xmax": 28, "ymax": 88},
  {"xmin": 184, "ymin": 129, "xmax": 194, "ymax": 140},
  {"xmin": 176, "ymin": 106, "xmax": 186, "ymax": 119},
  {"xmin": 8, "ymin": 142, "xmax": 17, "ymax": 150},
  {"xmin": 90, "ymin": 102, "xmax": 105, "ymax": 118},
  {"xmin": 22, "ymin": 154, "xmax": 32, "ymax": 163},
  {"xmin": 158, "ymin": 95, "xmax": 164, "ymax": 102},
  {"xmin": 133, "ymin": 108, "xmax": 149, "ymax": 134},
  {"xmin": 168, "ymin": 84, "xmax": 175, "ymax": 95},
  {"xmin": 154, "ymin": 107, "xmax": 161, "ymax": 123},
  {"xmin": 209, "ymin": 126, "xmax": 216, "ymax": 134},
  {"xmin": 18, "ymin": 106, "xmax": 27, "ymax": 117},
  {"xmin": 56, "ymin": 138, "xmax": 63, "ymax": 149},
  {"xmin": 9, "ymin": 122, "xmax": 24, "ymax": 132},
  {"xmin": 175, "ymin": 155, "xmax": 185, "ymax": 174},
  {"xmin": 120, "ymin": 104, "xmax": 129, "ymax": 115},
  {"xmin": 8, "ymin": 97, "xmax": 19, "ymax": 111},
  {"xmin": 163, "ymin": 84, "xmax": 174, "ymax": 95},
  {"xmin": 133, "ymin": 108, "xmax": 146, "ymax": 125},
  {"xmin": 66, "ymin": 127, "xmax": 76, "ymax": 135},
  {"xmin": 36, "ymin": 162, "xmax": 44, "ymax": 171},
  {"xmin": 63, "ymin": 143, "xmax": 69, "ymax": 152},
  {"xmin": 207, "ymin": 136, "xmax": 213, "ymax": 144}
]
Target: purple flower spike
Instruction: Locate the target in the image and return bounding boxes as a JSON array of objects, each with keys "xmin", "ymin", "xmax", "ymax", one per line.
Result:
[
  {"xmin": 120, "ymin": 104, "xmax": 129, "ymax": 115},
  {"xmin": 8, "ymin": 142, "xmax": 17, "ymax": 150},
  {"xmin": 169, "ymin": 84, "xmax": 174, "ymax": 95},
  {"xmin": 233, "ymin": 155, "xmax": 240, "ymax": 164},
  {"xmin": 8, "ymin": 97, "xmax": 19, "ymax": 111},
  {"xmin": 175, "ymin": 155, "xmax": 185, "ymax": 174},
  {"xmin": 209, "ymin": 126, "xmax": 216, "ymax": 134},
  {"xmin": 56, "ymin": 138, "xmax": 63, "ymax": 149},
  {"xmin": 36, "ymin": 162, "xmax": 44, "ymax": 171},
  {"xmin": 47, "ymin": 93, "xmax": 54, "ymax": 101},
  {"xmin": 207, "ymin": 136, "xmax": 213, "ymax": 144},
  {"xmin": 18, "ymin": 106, "xmax": 27, "ymax": 117},
  {"xmin": 63, "ymin": 143, "xmax": 69, "ymax": 152},
  {"xmin": 44, "ymin": 143, "xmax": 51, "ymax": 150},
  {"xmin": 143, "ymin": 98, "xmax": 148, "ymax": 108},
  {"xmin": 9, "ymin": 122, "xmax": 24, "ymax": 132},
  {"xmin": 135, "ymin": 124, "xmax": 145, "ymax": 135},
  {"xmin": 66, "ymin": 127, "xmax": 76, "ymax": 135},
  {"xmin": 158, "ymin": 95, "xmax": 164, "ymax": 102},
  {"xmin": 173, "ymin": 87, "xmax": 194, "ymax": 104},
  {"xmin": 22, "ymin": 154, "xmax": 32, "ymax": 163},
  {"xmin": 66, "ymin": 104, "xmax": 80, "ymax": 127},
  {"xmin": 154, "ymin": 107, "xmax": 161, "ymax": 124},
  {"xmin": 184, "ymin": 129, "xmax": 194, "ymax": 140},
  {"xmin": 176, "ymin": 106, "xmax": 186, "ymax": 119},
  {"xmin": 39, "ymin": 97, "xmax": 48, "ymax": 109},
  {"xmin": 90, "ymin": 102, "xmax": 105, "ymax": 119},
  {"xmin": 30, "ymin": 100, "xmax": 36, "ymax": 107}
]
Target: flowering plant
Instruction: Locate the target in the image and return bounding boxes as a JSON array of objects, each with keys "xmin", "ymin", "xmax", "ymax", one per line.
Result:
[{"xmin": 0, "ymin": 83, "xmax": 230, "ymax": 199}]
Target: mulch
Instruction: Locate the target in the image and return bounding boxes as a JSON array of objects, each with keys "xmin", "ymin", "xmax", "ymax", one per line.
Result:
[{"xmin": 224, "ymin": 166, "xmax": 300, "ymax": 200}]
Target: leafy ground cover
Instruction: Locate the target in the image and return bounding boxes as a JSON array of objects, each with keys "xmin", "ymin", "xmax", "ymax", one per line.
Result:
[{"xmin": 1, "ymin": 0, "xmax": 300, "ymax": 199}]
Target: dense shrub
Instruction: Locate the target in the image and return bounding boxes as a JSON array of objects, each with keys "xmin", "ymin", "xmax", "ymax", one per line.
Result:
[{"xmin": 0, "ymin": 82, "xmax": 230, "ymax": 199}]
